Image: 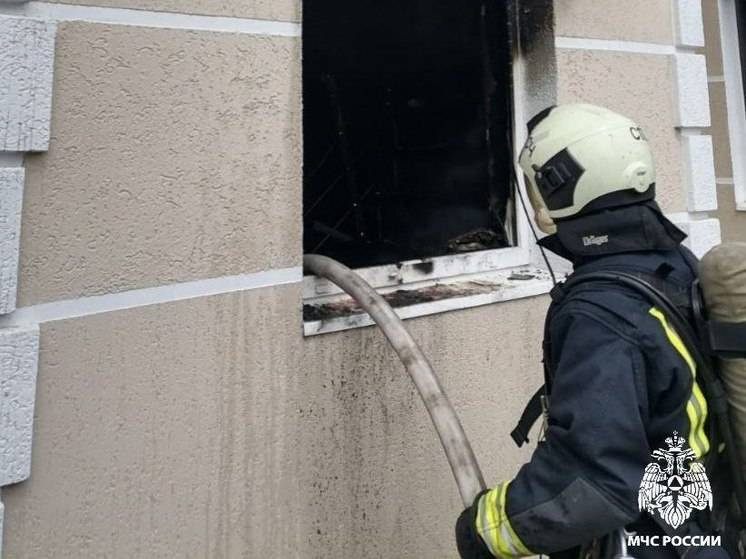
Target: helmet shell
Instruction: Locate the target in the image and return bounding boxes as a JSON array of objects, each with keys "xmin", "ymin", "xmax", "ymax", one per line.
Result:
[{"xmin": 518, "ymin": 103, "xmax": 656, "ymax": 220}]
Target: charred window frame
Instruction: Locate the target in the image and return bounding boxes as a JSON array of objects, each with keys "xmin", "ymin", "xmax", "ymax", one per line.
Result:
[{"xmin": 301, "ymin": 0, "xmax": 556, "ymax": 320}]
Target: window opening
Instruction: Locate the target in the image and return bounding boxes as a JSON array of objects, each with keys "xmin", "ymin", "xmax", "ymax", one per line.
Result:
[{"xmin": 303, "ymin": 1, "xmax": 517, "ymax": 269}]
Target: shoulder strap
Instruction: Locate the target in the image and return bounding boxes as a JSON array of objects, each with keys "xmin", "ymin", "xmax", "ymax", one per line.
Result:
[
  {"xmin": 510, "ymin": 266, "xmax": 681, "ymax": 449},
  {"xmin": 510, "ymin": 386, "xmax": 544, "ymax": 447},
  {"xmin": 510, "ymin": 284, "xmax": 568, "ymax": 448}
]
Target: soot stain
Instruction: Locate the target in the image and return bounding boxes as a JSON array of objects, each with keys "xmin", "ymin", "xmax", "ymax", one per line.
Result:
[{"xmin": 303, "ymin": 281, "xmax": 499, "ymax": 322}]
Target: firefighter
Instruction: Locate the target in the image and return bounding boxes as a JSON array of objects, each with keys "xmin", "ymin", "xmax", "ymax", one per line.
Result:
[{"xmin": 455, "ymin": 104, "xmax": 732, "ymax": 559}]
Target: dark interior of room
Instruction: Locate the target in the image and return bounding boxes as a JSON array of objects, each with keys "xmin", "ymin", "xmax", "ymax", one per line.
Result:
[{"xmin": 303, "ymin": 0, "xmax": 516, "ymax": 269}]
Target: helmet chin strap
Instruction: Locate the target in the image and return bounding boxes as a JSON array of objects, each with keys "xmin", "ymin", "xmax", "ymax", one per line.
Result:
[{"xmin": 513, "ymin": 170, "xmax": 558, "ymax": 285}]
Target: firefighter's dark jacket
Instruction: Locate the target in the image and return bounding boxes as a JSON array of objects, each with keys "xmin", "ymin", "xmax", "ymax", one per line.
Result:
[{"xmin": 475, "ymin": 203, "xmax": 726, "ymax": 558}]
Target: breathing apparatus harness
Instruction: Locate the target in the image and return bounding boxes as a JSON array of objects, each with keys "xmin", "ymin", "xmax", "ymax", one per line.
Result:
[
  {"xmin": 511, "ymin": 156, "xmax": 746, "ymax": 556},
  {"xmin": 509, "ymin": 264, "xmax": 746, "ymax": 556},
  {"xmin": 511, "ymin": 103, "xmax": 746, "ymax": 555}
]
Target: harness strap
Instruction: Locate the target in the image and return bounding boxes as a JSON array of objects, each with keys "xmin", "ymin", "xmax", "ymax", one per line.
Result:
[
  {"xmin": 511, "ymin": 264, "xmax": 694, "ymax": 448},
  {"xmin": 510, "ymin": 386, "xmax": 544, "ymax": 447},
  {"xmin": 706, "ymin": 321, "xmax": 746, "ymax": 358}
]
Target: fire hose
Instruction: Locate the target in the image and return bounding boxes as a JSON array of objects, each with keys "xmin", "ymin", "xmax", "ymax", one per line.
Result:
[
  {"xmin": 304, "ymin": 254, "xmax": 634, "ymax": 558},
  {"xmin": 303, "ymin": 254, "xmax": 486, "ymax": 506}
]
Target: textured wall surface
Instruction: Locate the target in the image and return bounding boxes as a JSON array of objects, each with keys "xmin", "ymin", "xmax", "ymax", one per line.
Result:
[
  {"xmin": 0, "ymin": 16, "xmax": 56, "ymax": 152},
  {"xmin": 0, "ymin": 169, "xmax": 24, "ymax": 315},
  {"xmin": 4, "ymin": 0, "xmax": 735, "ymax": 557},
  {"xmin": 19, "ymin": 22, "xmax": 301, "ymax": 306},
  {"xmin": 674, "ymin": 54, "xmax": 711, "ymax": 128},
  {"xmin": 717, "ymin": 186, "xmax": 746, "ymax": 240},
  {"xmin": 0, "ymin": 326, "xmax": 40, "ymax": 488},
  {"xmin": 709, "ymin": 82, "xmax": 734, "ymax": 177},
  {"xmin": 675, "ymin": 217, "xmax": 723, "ymax": 257},
  {"xmin": 556, "ymin": 49, "xmax": 686, "ymax": 213},
  {"xmin": 554, "ymin": 0, "xmax": 673, "ymax": 43},
  {"xmin": 2, "ymin": 286, "xmax": 546, "ymax": 558},
  {"xmin": 675, "ymin": 0, "xmax": 705, "ymax": 47},
  {"xmin": 700, "ymin": 0, "xmax": 746, "ymax": 239},
  {"xmin": 38, "ymin": 0, "xmax": 300, "ymax": 22},
  {"xmin": 701, "ymin": 0, "xmax": 723, "ymax": 75},
  {"xmin": 682, "ymin": 135, "xmax": 717, "ymax": 212}
]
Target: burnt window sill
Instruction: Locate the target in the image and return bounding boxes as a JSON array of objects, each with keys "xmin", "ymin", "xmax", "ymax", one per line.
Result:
[{"xmin": 302, "ymin": 266, "xmax": 553, "ymax": 336}]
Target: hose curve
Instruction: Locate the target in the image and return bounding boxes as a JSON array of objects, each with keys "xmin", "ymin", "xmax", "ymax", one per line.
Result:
[{"xmin": 304, "ymin": 254, "xmax": 486, "ymax": 506}]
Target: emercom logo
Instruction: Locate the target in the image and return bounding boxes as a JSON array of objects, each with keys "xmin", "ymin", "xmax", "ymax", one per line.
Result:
[
  {"xmin": 638, "ymin": 432, "xmax": 713, "ymax": 530},
  {"xmin": 626, "ymin": 535, "xmax": 722, "ymax": 547}
]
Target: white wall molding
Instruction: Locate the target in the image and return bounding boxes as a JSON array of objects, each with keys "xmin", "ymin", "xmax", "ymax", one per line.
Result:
[
  {"xmin": 0, "ymin": 499, "xmax": 4, "ymax": 558},
  {"xmin": 672, "ymin": 215, "xmax": 722, "ymax": 257},
  {"xmin": 0, "ymin": 169, "xmax": 24, "ymax": 315},
  {"xmin": 674, "ymin": 53, "xmax": 711, "ymax": 127},
  {"xmin": 0, "ymin": 266, "xmax": 303, "ymax": 327},
  {"xmin": 0, "ymin": 2, "xmax": 301, "ymax": 36},
  {"xmin": 672, "ymin": 5, "xmax": 717, "ymax": 218},
  {"xmin": 669, "ymin": 0, "xmax": 721, "ymax": 244},
  {"xmin": 682, "ymin": 135, "xmax": 718, "ymax": 211},
  {"xmin": 675, "ymin": 0, "xmax": 705, "ymax": 48},
  {"xmin": 0, "ymin": 326, "xmax": 39, "ymax": 487},
  {"xmin": 0, "ymin": 13, "xmax": 52, "ymax": 556},
  {"xmin": 554, "ymin": 36, "xmax": 676, "ymax": 56},
  {"xmin": 0, "ymin": 15, "xmax": 56, "ymax": 152}
]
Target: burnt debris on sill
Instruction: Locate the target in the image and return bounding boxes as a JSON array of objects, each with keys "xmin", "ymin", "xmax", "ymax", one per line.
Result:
[{"xmin": 303, "ymin": 273, "xmax": 539, "ymax": 323}]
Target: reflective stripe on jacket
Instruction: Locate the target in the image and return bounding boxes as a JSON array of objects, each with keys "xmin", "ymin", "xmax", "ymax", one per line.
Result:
[{"xmin": 478, "ymin": 248, "xmax": 719, "ymax": 558}]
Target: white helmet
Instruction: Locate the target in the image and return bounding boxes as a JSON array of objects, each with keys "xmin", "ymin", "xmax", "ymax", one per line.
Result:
[{"xmin": 518, "ymin": 104, "xmax": 656, "ymax": 227}]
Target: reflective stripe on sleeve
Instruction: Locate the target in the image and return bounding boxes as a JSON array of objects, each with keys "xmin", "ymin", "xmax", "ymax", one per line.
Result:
[{"xmin": 475, "ymin": 482, "xmax": 533, "ymax": 558}]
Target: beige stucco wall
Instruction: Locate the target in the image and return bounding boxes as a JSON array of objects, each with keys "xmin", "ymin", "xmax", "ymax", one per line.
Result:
[
  {"xmin": 717, "ymin": 185, "xmax": 746, "ymax": 242},
  {"xmin": 3, "ymin": 286, "xmax": 544, "ymax": 558},
  {"xmin": 4, "ymin": 8, "xmax": 547, "ymax": 559},
  {"xmin": 709, "ymin": 81, "xmax": 733, "ymax": 177},
  {"xmin": 19, "ymin": 22, "xmax": 301, "ymax": 306},
  {"xmin": 554, "ymin": 0, "xmax": 673, "ymax": 44},
  {"xmin": 556, "ymin": 49, "xmax": 686, "ymax": 213},
  {"xmin": 3, "ymin": 0, "xmax": 737, "ymax": 557}
]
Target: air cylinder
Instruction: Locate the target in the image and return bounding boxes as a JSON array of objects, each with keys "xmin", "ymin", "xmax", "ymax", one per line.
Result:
[{"xmin": 699, "ymin": 241, "xmax": 746, "ymax": 482}]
